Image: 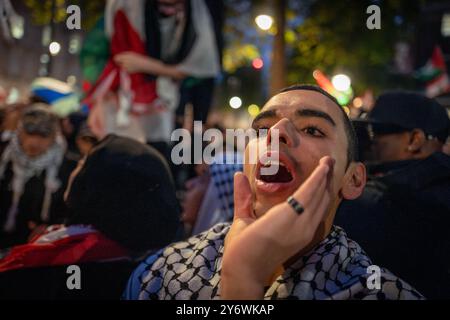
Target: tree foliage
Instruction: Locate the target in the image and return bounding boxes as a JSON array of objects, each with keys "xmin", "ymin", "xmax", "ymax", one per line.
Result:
[
  {"xmin": 24, "ymin": 0, "xmax": 105, "ymax": 30},
  {"xmin": 223, "ymin": 0, "xmax": 438, "ymax": 96},
  {"xmin": 287, "ymin": 0, "xmax": 426, "ymax": 94}
]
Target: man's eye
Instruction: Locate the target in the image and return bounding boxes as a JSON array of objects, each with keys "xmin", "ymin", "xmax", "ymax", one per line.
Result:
[{"xmin": 302, "ymin": 126, "xmax": 325, "ymax": 137}]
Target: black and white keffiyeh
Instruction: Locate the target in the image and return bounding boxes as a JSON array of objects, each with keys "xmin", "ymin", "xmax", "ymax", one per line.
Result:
[
  {"xmin": 0, "ymin": 133, "xmax": 66, "ymax": 232},
  {"xmin": 206, "ymin": 153, "xmax": 243, "ymax": 219},
  {"xmin": 124, "ymin": 223, "xmax": 423, "ymax": 300},
  {"xmin": 190, "ymin": 153, "xmax": 242, "ymax": 234}
]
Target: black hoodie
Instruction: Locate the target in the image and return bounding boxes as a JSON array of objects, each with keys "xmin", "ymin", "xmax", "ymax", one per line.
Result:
[{"xmin": 65, "ymin": 134, "xmax": 181, "ymax": 253}]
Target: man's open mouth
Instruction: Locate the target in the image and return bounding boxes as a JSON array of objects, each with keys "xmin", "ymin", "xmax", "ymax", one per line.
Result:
[
  {"xmin": 255, "ymin": 153, "xmax": 297, "ymax": 193},
  {"xmin": 259, "ymin": 160, "xmax": 293, "ymax": 183}
]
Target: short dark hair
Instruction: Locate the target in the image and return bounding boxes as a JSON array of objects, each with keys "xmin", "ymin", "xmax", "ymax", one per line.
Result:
[
  {"xmin": 19, "ymin": 104, "xmax": 59, "ymax": 137},
  {"xmin": 279, "ymin": 84, "xmax": 358, "ymax": 166}
]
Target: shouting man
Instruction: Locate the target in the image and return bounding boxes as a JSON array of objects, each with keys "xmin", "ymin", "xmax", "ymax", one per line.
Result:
[{"xmin": 124, "ymin": 85, "xmax": 422, "ymax": 300}]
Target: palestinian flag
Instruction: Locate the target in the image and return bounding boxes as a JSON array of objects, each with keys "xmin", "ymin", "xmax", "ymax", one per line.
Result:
[
  {"xmin": 83, "ymin": 0, "xmax": 158, "ymax": 117},
  {"xmin": 415, "ymin": 46, "xmax": 450, "ymax": 98}
]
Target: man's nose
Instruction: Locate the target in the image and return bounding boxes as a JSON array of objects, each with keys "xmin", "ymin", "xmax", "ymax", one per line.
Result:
[{"xmin": 266, "ymin": 118, "xmax": 295, "ymax": 148}]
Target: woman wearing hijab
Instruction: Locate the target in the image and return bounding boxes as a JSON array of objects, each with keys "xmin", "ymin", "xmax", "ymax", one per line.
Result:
[{"xmin": 0, "ymin": 135, "xmax": 181, "ymax": 299}]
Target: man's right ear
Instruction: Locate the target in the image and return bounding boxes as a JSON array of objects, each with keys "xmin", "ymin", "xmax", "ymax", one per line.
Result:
[
  {"xmin": 340, "ymin": 162, "xmax": 366, "ymax": 200},
  {"xmin": 407, "ymin": 129, "xmax": 426, "ymax": 153}
]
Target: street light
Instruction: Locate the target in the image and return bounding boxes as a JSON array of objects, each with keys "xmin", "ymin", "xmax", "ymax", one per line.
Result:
[
  {"xmin": 49, "ymin": 41, "xmax": 61, "ymax": 56},
  {"xmin": 10, "ymin": 15, "xmax": 24, "ymax": 39},
  {"xmin": 247, "ymin": 104, "xmax": 260, "ymax": 117},
  {"xmin": 252, "ymin": 58, "xmax": 264, "ymax": 69},
  {"xmin": 255, "ymin": 15, "xmax": 273, "ymax": 31},
  {"xmin": 229, "ymin": 96, "xmax": 242, "ymax": 109},
  {"xmin": 332, "ymin": 74, "xmax": 351, "ymax": 92}
]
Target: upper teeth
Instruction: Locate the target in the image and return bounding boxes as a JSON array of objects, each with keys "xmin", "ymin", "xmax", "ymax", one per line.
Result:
[{"xmin": 263, "ymin": 161, "xmax": 288, "ymax": 170}]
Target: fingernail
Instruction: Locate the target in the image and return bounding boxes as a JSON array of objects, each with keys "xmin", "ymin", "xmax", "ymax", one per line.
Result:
[{"xmin": 234, "ymin": 172, "xmax": 244, "ymax": 183}]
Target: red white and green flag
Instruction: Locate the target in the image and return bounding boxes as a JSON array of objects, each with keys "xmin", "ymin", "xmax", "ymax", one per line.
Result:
[{"xmin": 415, "ymin": 46, "xmax": 450, "ymax": 98}]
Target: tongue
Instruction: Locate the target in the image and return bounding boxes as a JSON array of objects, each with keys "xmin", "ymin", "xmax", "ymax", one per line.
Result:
[{"xmin": 260, "ymin": 165, "xmax": 293, "ymax": 183}]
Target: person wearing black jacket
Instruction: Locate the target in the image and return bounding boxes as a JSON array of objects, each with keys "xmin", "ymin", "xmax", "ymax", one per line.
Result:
[{"xmin": 336, "ymin": 91, "xmax": 450, "ymax": 299}]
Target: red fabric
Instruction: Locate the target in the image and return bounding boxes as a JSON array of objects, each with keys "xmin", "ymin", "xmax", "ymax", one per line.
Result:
[
  {"xmin": 430, "ymin": 46, "xmax": 447, "ymax": 70},
  {"xmin": 426, "ymin": 46, "xmax": 450, "ymax": 96},
  {"xmin": 0, "ymin": 231, "xmax": 129, "ymax": 272},
  {"xmin": 84, "ymin": 9, "xmax": 157, "ymax": 112}
]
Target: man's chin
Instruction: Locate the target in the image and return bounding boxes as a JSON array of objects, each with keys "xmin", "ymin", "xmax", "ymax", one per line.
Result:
[{"xmin": 250, "ymin": 175, "xmax": 302, "ymax": 217}]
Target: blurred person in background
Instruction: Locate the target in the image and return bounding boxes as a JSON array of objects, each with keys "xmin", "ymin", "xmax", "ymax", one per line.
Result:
[
  {"xmin": 174, "ymin": 0, "xmax": 224, "ymax": 129},
  {"xmin": 435, "ymin": 94, "xmax": 450, "ymax": 156},
  {"xmin": 0, "ymin": 105, "xmax": 77, "ymax": 248},
  {"xmin": 0, "ymin": 135, "xmax": 181, "ymax": 299},
  {"xmin": 443, "ymin": 136, "xmax": 450, "ymax": 155},
  {"xmin": 0, "ymin": 103, "xmax": 28, "ymax": 154},
  {"xmin": 29, "ymin": 77, "xmax": 92, "ymax": 160},
  {"xmin": 75, "ymin": 123, "xmax": 99, "ymax": 157},
  {"xmin": 85, "ymin": 0, "xmax": 220, "ymax": 162},
  {"xmin": 60, "ymin": 112, "xmax": 89, "ymax": 160},
  {"xmin": 336, "ymin": 91, "xmax": 450, "ymax": 299},
  {"xmin": 181, "ymin": 152, "xmax": 242, "ymax": 236}
]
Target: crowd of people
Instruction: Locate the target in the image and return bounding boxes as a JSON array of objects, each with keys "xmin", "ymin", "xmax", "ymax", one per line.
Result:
[
  {"xmin": 0, "ymin": 0, "xmax": 450, "ymax": 301},
  {"xmin": 0, "ymin": 80, "xmax": 449, "ymax": 300}
]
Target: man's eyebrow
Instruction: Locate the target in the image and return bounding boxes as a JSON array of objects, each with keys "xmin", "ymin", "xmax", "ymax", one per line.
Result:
[
  {"xmin": 252, "ymin": 110, "xmax": 277, "ymax": 126},
  {"xmin": 295, "ymin": 108, "xmax": 336, "ymax": 127}
]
